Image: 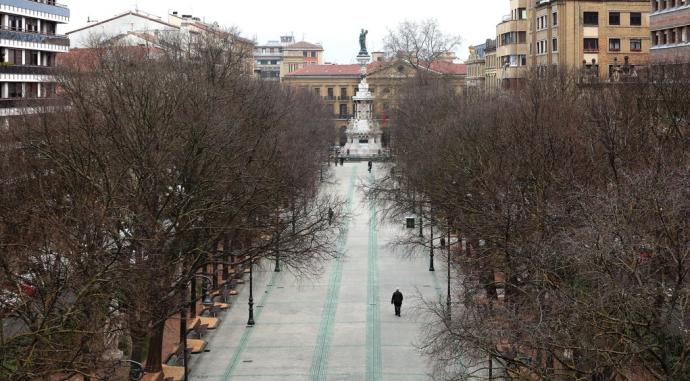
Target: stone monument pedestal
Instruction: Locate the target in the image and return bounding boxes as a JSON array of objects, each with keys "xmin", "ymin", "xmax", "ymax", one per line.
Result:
[{"xmin": 342, "ymin": 51, "xmax": 384, "ymax": 160}]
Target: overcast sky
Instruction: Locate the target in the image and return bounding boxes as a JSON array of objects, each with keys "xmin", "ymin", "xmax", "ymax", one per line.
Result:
[{"xmin": 62, "ymin": 0, "xmax": 506, "ymax": 63}]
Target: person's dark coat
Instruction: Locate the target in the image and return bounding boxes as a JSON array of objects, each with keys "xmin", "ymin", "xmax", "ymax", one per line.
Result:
[{"xmin": 391, "ymin": 290, "xmax": 403, "ymax": 306}]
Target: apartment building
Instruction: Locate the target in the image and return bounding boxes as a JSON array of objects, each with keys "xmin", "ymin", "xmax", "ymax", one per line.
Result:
[
  {"xmin": 0, "ymin": 0, "xmax": 69, "ymax": 119},
  {"xmin": 466, "ymin": 42, "xmax": 487, "ymax": 94},
  {"xmin": 497, "ymin": 0, "xmax": 529, "ymax": 89},
  {"xmin": 527, "ymin": 0, "xmax": 650, "ymax": 80},
  {"xmin": 280, "ymin": 40, "xmax": 323, "ymax": 78},
  {"xmin": 650, "ymin": 0, "xmax": 690, "ymax": 62},
  {"xmin": 484, "ymin": 39, "xmax": 500, "ymax": 91},
  {"xmin": 254, "ymin": 38, "xmax": 286, "ymax": 81}
]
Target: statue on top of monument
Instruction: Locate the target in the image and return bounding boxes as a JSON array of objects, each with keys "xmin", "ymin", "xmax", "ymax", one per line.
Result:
[{"xmin": 359, "ymin": 29, "xmax": 368, "ymax": 55}]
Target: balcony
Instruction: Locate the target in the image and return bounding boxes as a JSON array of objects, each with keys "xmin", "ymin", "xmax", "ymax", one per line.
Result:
[
  {"xmin": 0, "ymin": 64, "xmax": 55, "ymax": 75},
  {"xmin": 337, "ymin": 95, "xmax": 349, "ymax": 100},
  {"xmin": 0, "ymin": 0, "xmax": 70, "ymax": 18},
  {"xmin": 323, "ymin": 95, "xmax": 336, "ymax": 101},
  {"xmin": 335, "ymin": 114, "xmax": 353, "ymax": 120},
  {"xmin": 0, "ymin": 26, "xmax": 69, "ymax": 46},
  {"xmin": 0, "ymin": 97, "xmax": 66, "ymax": 109}
]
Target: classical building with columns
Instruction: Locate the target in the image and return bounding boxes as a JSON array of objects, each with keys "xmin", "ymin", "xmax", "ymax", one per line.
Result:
[
  {"xmin": 0, "ymin": 0, "xmax": 69, "ymax": 119},
  {"xmin": 650, "ymin": 0, "xmax": 690, "ymax": 62}
]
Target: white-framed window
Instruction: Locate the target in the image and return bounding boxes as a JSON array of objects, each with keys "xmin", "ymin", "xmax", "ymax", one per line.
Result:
[
  {"xmin": 552, "ymin": 38, "xmax": 558, "ymax": 52},
  {"xmin": 537, "ymin": 15, "xmax": 548, "ymax": 31}
]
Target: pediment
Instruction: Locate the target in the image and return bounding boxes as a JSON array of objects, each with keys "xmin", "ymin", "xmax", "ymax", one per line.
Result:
[{"xmin": 367, "ymin": 60, "xmax": 418, "ymax": 79}]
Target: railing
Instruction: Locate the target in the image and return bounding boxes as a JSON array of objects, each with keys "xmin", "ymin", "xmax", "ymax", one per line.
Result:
[
  {"xmin": 338, "ymin": 95, "xmax": 349, "ymax": 100},
  {"xmin": 0, "ymin": 64, "xmax": 55, "ymax": 75},
  {"xmin": 323, "ymin": 95, "xmax": 336, "ymax": 101},
  {"xmin": 0, "ymin": 97, "xmax": 65, "ymax": 108},
  {"xmin": 27, "ymin": 0, "xmax": 68, "ymax": 9},
  {"xmin": 0, "ymin": 27, "xmax": 69, "ymax": 46},
  {"xmin": 335, "ymin": 114, "xmax": 353, "ymax": 120}
]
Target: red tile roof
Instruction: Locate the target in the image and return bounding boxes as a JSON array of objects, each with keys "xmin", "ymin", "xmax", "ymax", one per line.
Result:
[
  {"xmin": 285, "ymin": 41, "xmax": 323, "ymax": 50},
  {"xmin": 285, "ymin": 60, "xmax": 467, "ymax": 77}
]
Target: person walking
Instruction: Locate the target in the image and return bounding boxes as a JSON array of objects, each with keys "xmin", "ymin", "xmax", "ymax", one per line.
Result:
[
  {"xmin": 328, "ymin": 207, "xmax": 334, "ymax": 225},
  {"xmin": 340, "ymin": 157, "xmax": 345, "ymax": 166},
  {"xmin": 391, "ymin": 288, "xmax": 403, "ymax": 317},
  {"xmin": 367, "ymin": 160, "xmax": 372, "ymax": 173}
]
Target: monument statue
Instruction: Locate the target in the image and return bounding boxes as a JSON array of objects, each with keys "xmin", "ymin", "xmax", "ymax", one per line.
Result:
[{"xmin": 359, "ymin": 29, "xmax": 368, "ymax": 55}]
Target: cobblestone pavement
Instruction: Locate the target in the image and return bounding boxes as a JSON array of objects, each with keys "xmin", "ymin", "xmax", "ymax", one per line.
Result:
[{"xmin": 188, "ymin": 162, "xmax": 445, "ymax": 381}]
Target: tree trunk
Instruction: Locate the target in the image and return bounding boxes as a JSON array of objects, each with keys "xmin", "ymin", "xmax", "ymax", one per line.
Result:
[
  {"xmin": 129, "ymin": 332, "xmax": 148, "ymax": 379},
  {"xmin": 144, "ymin": 321, "xmax": 165, "ymax": 373}
]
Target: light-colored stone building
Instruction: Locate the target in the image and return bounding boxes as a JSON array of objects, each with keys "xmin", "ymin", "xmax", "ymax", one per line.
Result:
[
  {"xmin": 466, "ymin": 42, "xmax": 487, "ymax": 94},
  {"xmin": 527, "ymin": 0, "xmax": 650, "ymax": 79},
  {"xmin": 497, "ymin": 0, "xmax": 529, "ymax": 89},
  {"xmin": 280, "ymin": 40, "xmax": 324, "ymax": 78},
  {"xmin": 484, "ymin": 39, "xmax": 499, "ymax": 91},
  {"xmin": 650, "ymin": 0, "xmax": 690, "ymax": 62},
  {"xmin": 282, "ymin": 60, "xmax": 467, "ymax": 146}
]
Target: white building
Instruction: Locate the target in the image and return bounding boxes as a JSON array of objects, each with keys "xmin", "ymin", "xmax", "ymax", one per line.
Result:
[
  {"xmin": 67, "ymin": 10, "xmax": 179, "ymax": 49},
  {"xmin": 0, "ymin": 0, "xmax": 70, "ymax": 118}
]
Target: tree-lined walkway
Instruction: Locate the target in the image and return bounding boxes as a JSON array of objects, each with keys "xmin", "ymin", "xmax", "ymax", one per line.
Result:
[{"xmin": 189, "ymin": 162, "xmax": 444, "ymax": 380}]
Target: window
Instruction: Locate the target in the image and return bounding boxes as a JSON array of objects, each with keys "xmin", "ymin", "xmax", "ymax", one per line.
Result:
[
  {"xmin": 327, "ymin": 88, "xmax": 334, "ymax": 98},
  {"xmin": 9, "ymin": 83, "xmax": 22, "ymax": 98},
  {"xmin": 630, "ymin": 12, "xmax": 642, "ymax": 26},
  {"xmin": 609, "ymin": 38, "xmax": 621, "ymax": 51},
  {"xmin": 9, "ymin": 15, "xmax": 22, "ymax": 31},
  {"xmin": 552, "ymin": 12, "xmax": 558, "ymax": 26},
  {"xmin": 311, "ymin": 51, "xmax": 317, "ymax": 58},
  {"xmin": 583, "ymin": 12, "xmax": 599, "ymax": 26},
  {"xmin": 8, "ymin": 49, "xmax": 21, "ymax": 65},
  {"xmin": 552, "ymin": 38, "xmax": 558, "ymax": 52},
  {"xmin": 518, "ymin": 8, "xmax": 527, "ymax": 20},
  {"xmin": 340, "ymin": 87, "xmax": 347, "ymax": 98},
  {"xmin": 303, "ymin": 51, "xmax": 308, "ymax": 57},
  {"xmin": 339, "ymin": 104, "xmax": 348, "ymax": 117},
  {"xmin": 630, "ymin": 38, "xmax": 642, "ymax": 51},
  {"xmin": 537, "ymin": 15, "xmax": 547, "ymax": 30},
  {"xmin": 313, "ymin": 88, "xmax": 320, "ymax": 96},
  {"xmin": 609, "ymin": 12, "xmax": 620, "ymax": 26},
  {"xmin": 584, "ymin": 38, "xmax": 599, "ymax": 52},
  {"xmin": 29, "ymin": 50, "xmax": 38, "ymax": 66},
  {"xmin": 537, "ymin": 40, "xmax": 547, "ymax": 54}
]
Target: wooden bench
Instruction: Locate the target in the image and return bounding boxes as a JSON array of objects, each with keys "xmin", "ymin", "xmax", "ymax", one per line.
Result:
[
  {"xmin": 199, "ymin": 316, "xmax": 220, "ymax": 329},
  {"xmin": 161, "ymin": 365, "xmax": 185, "ymax": 381},
  {"xmin": 187, "ymin": 339, "xmax": 207, "ymax": 354},
  {"xmin": 186, "ymin": 317, "xmax": 200, "ymax": 333}
]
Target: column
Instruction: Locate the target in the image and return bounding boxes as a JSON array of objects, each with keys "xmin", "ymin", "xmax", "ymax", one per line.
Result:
[{"xmin": 2, "ymin": 83, "xmax": 7, "ymax": 98}]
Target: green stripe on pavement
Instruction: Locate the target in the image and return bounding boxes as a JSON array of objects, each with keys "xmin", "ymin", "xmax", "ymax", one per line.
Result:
[
  {"xmin": 222, "ymin": 270, "xmax": 281, "ymax": 380},
  {"xmin": 366, "ymin": 171, "xmax": 383, "ymax": 381},
  {"xmin": 308, "ymin": 165, "xmax": 357, "ymax": 381}
]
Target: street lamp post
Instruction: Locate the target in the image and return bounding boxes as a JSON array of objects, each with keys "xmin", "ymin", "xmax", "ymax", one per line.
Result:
[
  {"xmin": 447, "ymin": 220, "xmax": 452, "ymax": 320},
  {"xmin": 429, "ymin": 207, "xmax": 435, "ymax": 271},
  {"xmin": 247, "ymin": 256, "xmax": 255, "ymax": 326}
]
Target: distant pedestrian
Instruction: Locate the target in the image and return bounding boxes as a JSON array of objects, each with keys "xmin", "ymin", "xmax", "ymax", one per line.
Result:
[
  {"xmin": 367, "ymin": 160, "xmax": 372, "ymax": 173},
  {"xmin": 346, "ymin": 149, "xmax": 350, "ymax": 156},
  {"xmin": 340, "ymin": 157, "xmax": 345, "ymax": 166},
  {"xmin": 328, "ymin": 207, "xmax": 334, "ymax": 225},
  {"xmin": 335, "ymin": 156, "xmax": 339, "ymax": 166},
  {"xmin": 391, "ymin": 288, "xmax": 403, "ymax": 317}
]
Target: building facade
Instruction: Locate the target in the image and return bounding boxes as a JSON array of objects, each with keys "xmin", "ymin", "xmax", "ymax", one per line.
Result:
[
  {"xmin": 254, "ymin": 38, "xmax": 286, "ymax": 81},
  {"xmin": 497, "ymin": 0, "xmax": 529, "ymax": 89},
  {"xmin": 0, "ymin": 0, "xmax": 69, "ymax": 118},
  {"xmin": 283, "ymin": 60, "xmax": 466, "ymax": 146},
  {"xmin": 466, "ymin": 42, "xmax": 487, "ymax": 94},
  {"xmin": 527, "ymin": 0, "xmax": 650, "ymax": 79},
  {"xmin": 650, "ymin": 0, "xmax": 690, "ymax": 62},
  {"xmin": 280, "ymin": 40, "xmax": 323, "ymax": 78},
  {"xmin": 484, "ymin": 39, "xmax": 499, "ymax": 91}
]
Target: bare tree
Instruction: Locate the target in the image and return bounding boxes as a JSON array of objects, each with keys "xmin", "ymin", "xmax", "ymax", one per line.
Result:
[{"xmin": 383, "ymin": 19, "xmax": 462, "ymax": 68}]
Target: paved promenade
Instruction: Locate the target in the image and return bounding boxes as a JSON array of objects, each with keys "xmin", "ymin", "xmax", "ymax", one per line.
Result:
[{"xmin": 189, "ymin": 162, "xmax": 445, "ymax": 381}]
